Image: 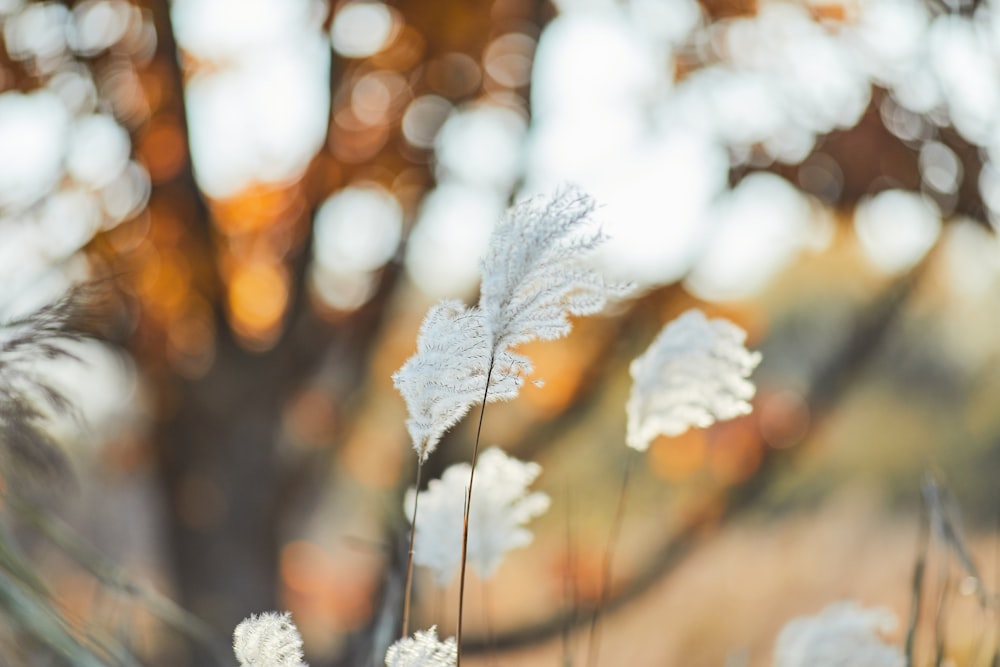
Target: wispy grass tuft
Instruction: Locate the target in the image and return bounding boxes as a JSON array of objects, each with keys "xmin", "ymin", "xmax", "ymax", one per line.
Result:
[
  {"xmin": 0, "ymin": 284, "xmax": 107, "ymax": 492},
  {"xmin": 0, "ymin": 283, "xmax": 224, "ymax": 665}
]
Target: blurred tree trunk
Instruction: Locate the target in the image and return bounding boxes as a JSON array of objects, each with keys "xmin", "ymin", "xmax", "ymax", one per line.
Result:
[
  {"xmin": 138, "ymin": 1, "xmax": 330, "ymax": 661},
  {"xmin": 137, "ymin": 2, "xmax": 273, "ymax": 662},
  {"xmin": 156, "ymin": 340, "xmax": 285, "ymax": 663},
  {"xmin": 138, "ymin": 0, "xmax": 541, "ymax": 663}
]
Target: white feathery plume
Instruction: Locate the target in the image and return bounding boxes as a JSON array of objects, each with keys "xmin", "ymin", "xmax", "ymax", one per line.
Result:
[
  {"xmin": 392, "ymin": 301, "xmax": 526, "ymax": 461},
  {"xmin": 233, "ymin": 611, "xmax": 307, "ymax": 667},
  {"xmin": 626, "ymin": 308, "xmax": 762, "ymax": 451},
  {"xmin": 385, "ymin": 626, "xmax": 457, "ymax": 667},
  {"xmin": 393, "ymin": 188, "xmax": 624, "ymax": 460},
  {"xmin": 479, "ymin": 187, "xmax": 625, "ymax": 353},
  {"xmin": 404, "ymin": 447, "xmax": 550, "ymax": 585},
  {"xmin": 772, "ymin": 601, "xmax": 904, "ymax": 667}
]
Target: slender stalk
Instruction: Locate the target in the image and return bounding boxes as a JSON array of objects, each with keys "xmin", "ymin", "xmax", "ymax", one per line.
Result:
[
  {"xmin": 457, "ymin": 359, "xmax": 495, "ymax": 666},
  {"xmin": 587, "ymin": 451, "xmax": 635, "ymax": 667},
  {"xmin": 905, "ymin": 502, "xmax": 929, "ymax": 667},
  {"xmin": 933, "ymin": 530, "xmax": 951, "ymax": 667},
  {"xmin": 933, "ymin": 567, "xmax": 950, "ymax": 667},
  {"xmin": 401, "ymin": 460, "xmax": 424, "ymax": 639}
]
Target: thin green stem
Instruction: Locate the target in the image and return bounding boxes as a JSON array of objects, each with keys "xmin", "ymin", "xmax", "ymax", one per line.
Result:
[
  {"xmin": 457, "ymin": 359, "xmax": 495, "ymax": 667},
  {"xmin": 587, "ymin": 451, "xmax": 634, "ymax": 667},
  {"xmin": 401, "ymin": 460, "xmax": 424, "ymax": 639}
]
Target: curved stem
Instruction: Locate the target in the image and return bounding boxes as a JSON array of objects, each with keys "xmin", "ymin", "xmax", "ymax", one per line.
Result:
[
  {"xmin": 401, "ymin": 460, "xmax": 424, "ymax": 639},
  {"xmin": 587, "ymin": 450, "xmax": 634, "ymax": 667},
  {"xmin": 457, "ymin": 359, "xmax": 495, "ymax": 666}
]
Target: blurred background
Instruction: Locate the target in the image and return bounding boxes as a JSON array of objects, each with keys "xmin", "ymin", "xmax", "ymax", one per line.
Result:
[{"xmin": 2, "ymin": 0, "xmax": 1000, "ymax": 664}]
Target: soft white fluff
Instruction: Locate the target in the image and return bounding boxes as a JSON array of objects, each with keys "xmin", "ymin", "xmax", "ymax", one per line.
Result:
[
  {"xmin": 773, "ymin": 601, "xmax": 904, "ymax": 667},
  {"xmin": 233, "ymin": 611, "xmax": 307, "ymax": 667},
  {"xmin": 626, "ymin": 309, "xmax": 761, "ymax": 451},
  {"xmin": 392, "ymin": 301, "xmax": 526, "ymax": 461},
  {"xmin": 479, "ymin": 188, "xmax": 623, "ymax": 351},
  {"xmin": 404, "ymin": 447, "xmax": 550, "ymax": 585},
  {"xmin": 384, "ymin": 626, "xmax": 457, "ymax": 667},
  {"xmin": 393, "ymin": 188, "xmax": 625, "ymax": 462}
]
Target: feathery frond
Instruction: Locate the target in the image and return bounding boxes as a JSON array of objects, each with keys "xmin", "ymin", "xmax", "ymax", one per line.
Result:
[
  {"xmin": 773, "ymin": 601, "xmax": 904, "ymax": 667},
  {"xmin": 404, "ymin": 447, "xmax": 550, "ymax": 585},
  {"xmin": 233, "ymin": 611, "xmax": 307, "ymax": 667},
  {"xmin": 385, "ymin": 626, "xmax": 457, "ymax": 667},
  {"xmin": 626, "ymin": 309, "xmax": 761, "ymax": 451},
  {"xmin": 393, "ymin": 189, "xmax": 626, "ymax": 461},
  {"xmin": 479, "ymin": 188, "xmax": 625, "ymax": 352},
  {"xmin": 392, "ymin": 301, "xmax": 527, "ymax": 461}
]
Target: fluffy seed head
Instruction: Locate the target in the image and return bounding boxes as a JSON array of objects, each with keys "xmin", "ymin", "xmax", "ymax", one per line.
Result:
[
  {"xmin": 626, "ymin": 309, "xmax": 761, "ymax": 451},
  {"xmin": 393, "ymin": 188, "xmax": 625, "ymax": 462},
  {"xmin": 773, "ymin": 601, "xmax": 904, "ymax": 667},
  {"xmin": 384, "ymin": 626, "xmax": 457, "ymax": 667},
  {"xmin": 233, "ymin": 611, "xmax": 307, "ymax": 667},
  {"xmin": 479, "ymin": 187, "xmax": 627, "ymax": 353},
  {"xmin": 404, "ymin": 447, "xmax": 550, "ymax": 584},
  {"xmin": 392, "ymin": 301, "xmax": 528, "ymax": 461}
]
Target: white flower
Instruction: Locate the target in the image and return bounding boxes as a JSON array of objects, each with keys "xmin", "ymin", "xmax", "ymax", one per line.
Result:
[
  {"xmin": 404, "ymin": 447, "xmax": 550, "ymax": 584},
  {"xmin": 626, "ymin": 309, "xmax": 762, "ymax": 451},
  {"xmin": 479, "ymin": 187, "xmax": 624, "ymax": 352},
  {"xmin": 773, "ymin": 601, "xmax": 904, "ymax": 667},
  {"xmin": 392, "ymin": 301, "xmax": 527, "ymax": 461},
  {"xmin": 385, "ymin": 626, "xmax": 457, "ymax": 667},
  {"xmin": 233, "ymin": 611, "xmax": 307, "ymax": 667}
]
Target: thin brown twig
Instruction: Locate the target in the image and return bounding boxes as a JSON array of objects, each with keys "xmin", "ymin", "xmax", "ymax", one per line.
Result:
[
  {"xmin": 401, "ymin": 460, "xmax": 424, "ymax": 639},
  {"xmin": 906, "ymin": 492, "xmax": 930, "ymax": 666},
  {"xmin": 938, "ymin": 483, "xmax": 991, "ymax": 609},
  {"xmin": 457, "ymin": 359, "xmax": 495, "ymax": 666},
  {"xmin": 932, "ymin": 496, "xmax": 951, "ymax": 667},
  {"xmin": 933, "ymin": 565, "xmax": 951, "ymax": 667}
]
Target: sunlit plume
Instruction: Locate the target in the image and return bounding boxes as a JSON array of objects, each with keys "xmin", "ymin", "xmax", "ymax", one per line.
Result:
[
  {"xmin": 626, "ymin": 309, "xmax": 761, "ymax": 451},
  {"xmin": 385, "ymin": 626, "xmax": 456, "ymax": 667},
  {"xmin": 772, "ymin": 601, "xmax": 904, "ymax": 667},
  {"xmin": 233, "ymin": 611, "xmax": 308, "ymax": 667},
  {"xmin": 404, "ymin": 447, "xmax": 550, "ymax": 584},
  {"xmin": 395, "ymin": 189, "xmax": 625, "ymax": 460}
]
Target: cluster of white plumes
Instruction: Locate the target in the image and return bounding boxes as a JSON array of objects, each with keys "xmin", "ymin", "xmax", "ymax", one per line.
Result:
[{"xmin": 234, "ymin": 188, "xmax": 769, "ymax": 667}]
